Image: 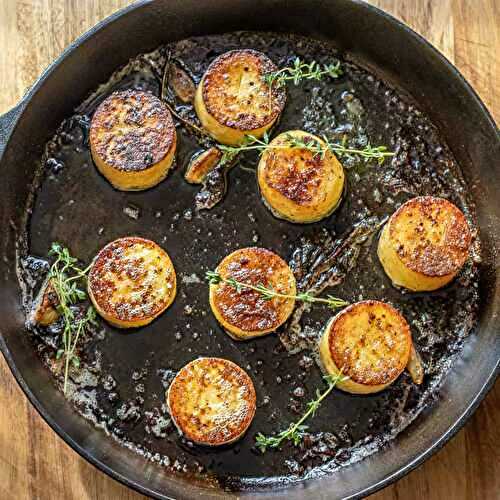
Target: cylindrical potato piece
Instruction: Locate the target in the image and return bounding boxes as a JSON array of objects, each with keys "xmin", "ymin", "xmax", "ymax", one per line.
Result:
[
  {"xmin": 319, "ymin": 300, "xmax": 412, "ymax": 394},
  {"xmin": 194, "ymin": 50, "xmax": 286, "ymax": 146},
  {"xmin": 88, "ymin": 236, "xmax": 176, "ymax": 328},
  {"xmin": 209, "ymin": 247, "xmax": 296, "ymax": 340},
  {"xmin": 258, "ymin": 130, "xmax": 345, "ymax": 223},
  {"xmin": 377, "ymin": 196, "xmax": 472, "ymax": 291},
  {"xmin": 167, "ymin": 357, "xmax": 256, "ymax": 446},
  {"xmin": 90, "ymin": 90, "xmax": 176, "ymax": 191}
]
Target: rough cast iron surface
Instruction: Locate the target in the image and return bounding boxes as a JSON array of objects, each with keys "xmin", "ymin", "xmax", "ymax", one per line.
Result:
[{"xmin": 19, "ymin": 32, "xmax": 480, "ymax": 490}]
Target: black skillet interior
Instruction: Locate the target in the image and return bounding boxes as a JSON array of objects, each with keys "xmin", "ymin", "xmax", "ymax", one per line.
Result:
[{"xmin": 0, "ymin": 1, "xmax": 498, "ymax": 499}]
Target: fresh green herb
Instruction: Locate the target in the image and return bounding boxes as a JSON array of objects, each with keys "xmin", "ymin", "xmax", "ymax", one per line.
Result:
[
  {"xmin": 263, "ymin": 58, "xmax": 342, "ymax": 88},
  {"xmin": 218, "ymin": 133, "xmax": 265, "ymax": 164},
  {"xmin": 285, "ymin": 132, "xmax": 393, "ymax": 165},
  {"xmin": 48, "ymin": 242, "xmax": 96, "ymax": 394},
  {"xmin": 255, "ymin": 370, "xmax": 348, "ymax": 453},
  {"xmin": 218, "ymin": 131, "xmax": 394, "ymax": 166},
  {"xmin": 206, "ymin": 270, "xmax": 348, "ymax": 310}
]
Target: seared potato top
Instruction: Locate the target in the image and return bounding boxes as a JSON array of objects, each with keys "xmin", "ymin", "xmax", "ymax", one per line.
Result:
[
  {"xmin": 201, "ymin": 49, "xmax": 286, "ymax": 131},
  {"xmin": 261, "ymin": 133, "xmax": 331, "ymax": 204},
  {"xmin": 88, "ymin": 236, "xmax": 176, "ymax": 326},
  {"xmin": 90, "ymin": 90, "xmax": 175, "ymax": 173},
  {"xmin": 388, "ymin": 196, "xmax": 471, "ymax": 277},
  {"xmin": 258, "ymin": 131, "xmax": 345, "ymax": 222},
  {"xmin": 167, "ymin": 357, "xmax": 256, "ymax": 446},
  {"xmin": 211, "ymin": 247, "xmax": 296, "ymax": 335},
  {"xmin": 326, "ymin": 300, "xmax": 411, "ymax": 386}
]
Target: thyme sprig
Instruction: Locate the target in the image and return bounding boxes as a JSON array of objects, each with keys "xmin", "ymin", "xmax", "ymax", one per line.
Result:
[
  {"xmin": 218, "ymin": 134, "xmax": 262, "ymax": 164},
  {"xmin": 206, "ymin": 270, "xmax": 348, "ymax": 310},
  {"xmin": 48, "ymin": 242, "xmax": 96, "ymax": 394},
  {"xmin": 255, "ymin": 370, "xmax": 349, "ymax": 453},
  {"xmin": 218, "ymin": 131, "xmax": 394, "ymax": 166},
  {"xmin": 263, "ymin": 58, "xmax": 343, "ymax": 88}
]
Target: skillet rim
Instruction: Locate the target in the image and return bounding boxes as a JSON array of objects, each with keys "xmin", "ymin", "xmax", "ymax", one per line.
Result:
[{"xmin": 0, "ymin": 0, "xmax": 498, "ymax": 498}]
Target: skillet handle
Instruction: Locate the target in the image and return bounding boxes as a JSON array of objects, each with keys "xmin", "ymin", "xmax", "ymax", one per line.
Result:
[{"xmin": 0, "ymin": 102, "xmax": 24, "ymax": 159}]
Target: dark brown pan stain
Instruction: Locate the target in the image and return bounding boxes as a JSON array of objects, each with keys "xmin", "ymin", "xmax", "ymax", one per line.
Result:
[{"xmin": 19, "ymin": 32, "xmax": 480, "ymax": 490}]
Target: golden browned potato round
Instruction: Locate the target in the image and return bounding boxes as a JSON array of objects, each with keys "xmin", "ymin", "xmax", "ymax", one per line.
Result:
[
  {"xmin": 209, "ymin": 247, "xmax": 296, "ymax": 340},
  {"xmin": 88, "ymin": 236, "xmax": 176, "ymax": 328},
  {"xmin": 377, "ymin": 196, "xmax": 472, "ymax": 291},
  {"xmin": 167, "ymin": 357, "xmax": 256, "ymax": 446},
  {"xmin": 257, "ymin": 130, "xmax": 345, "ymax": 223},
  {"xmin": 90, "ymin": 90, "xmax": 176, "ymax": 191},
  {"xmin": 319, "ymin": 300, "xmax": 411, "ymax": 394},
  {"xmin": 194, "ymin": 49, "xmax": 286, "ymax": 146}
]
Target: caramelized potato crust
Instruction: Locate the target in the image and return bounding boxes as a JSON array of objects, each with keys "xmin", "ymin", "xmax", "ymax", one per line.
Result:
[
  {"xmin": 320, "ymin": 300, "xmax": 411, "ymax": 394},
  {"xmin": 258, "ymin": 130, "xmax": 345, "ymax": 223},
  {"xmin": 90, "ymin": 90, "xmax": 176, "ymax": 190},
  {"xmin": 194, "ymin": 50, "xmax": 286, "ymax": 145},
  {"xmin": 167, "ymin": 357, "xmax": 256, "ymax": 446},
  {"xmin": 88, "ymin": 236, "xmax": 176, "ymax": 328},
  {"xmin": 209, "ymin": 247, "xmax": 296, "ymax": 339},
  {"xmin": 377, "ymin": 196, "xmax": 471, "ymax": 291}
]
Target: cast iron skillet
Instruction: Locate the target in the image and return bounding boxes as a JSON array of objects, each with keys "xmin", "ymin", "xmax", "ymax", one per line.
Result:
[{"xmin": 0, "ymin": 1, "xmax": 498, "ymax": 498}]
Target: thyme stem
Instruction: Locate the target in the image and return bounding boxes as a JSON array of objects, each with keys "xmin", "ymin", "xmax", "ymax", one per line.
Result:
[
  {"xmin": 262, "ymin": 58, "xmax": 342, "ymax": 114},
  {"xmin": 218, "ymin": 132, "xmax": 394, "ymax": 166},
  {"xmin": 263, "ymin": 58, "xmax": 343, "ymax": 88},
  {"xmin": 206, "ymin": 270, "xmax": 348, "ymax": 310},
  {"xmin": 255, "ymin": 370, "xmax": 348, "ymax": 452}
]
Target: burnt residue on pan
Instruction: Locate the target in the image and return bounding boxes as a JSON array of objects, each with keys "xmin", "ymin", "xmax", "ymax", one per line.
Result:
[{"xmin": 17, "ymin": 32, "xmax": 480, "ymax": 490}]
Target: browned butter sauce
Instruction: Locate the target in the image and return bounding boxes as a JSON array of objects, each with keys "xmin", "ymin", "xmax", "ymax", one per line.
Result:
[{"xmin": 18, "ymin": 32, "xmax": 480, "ymax": 490}]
